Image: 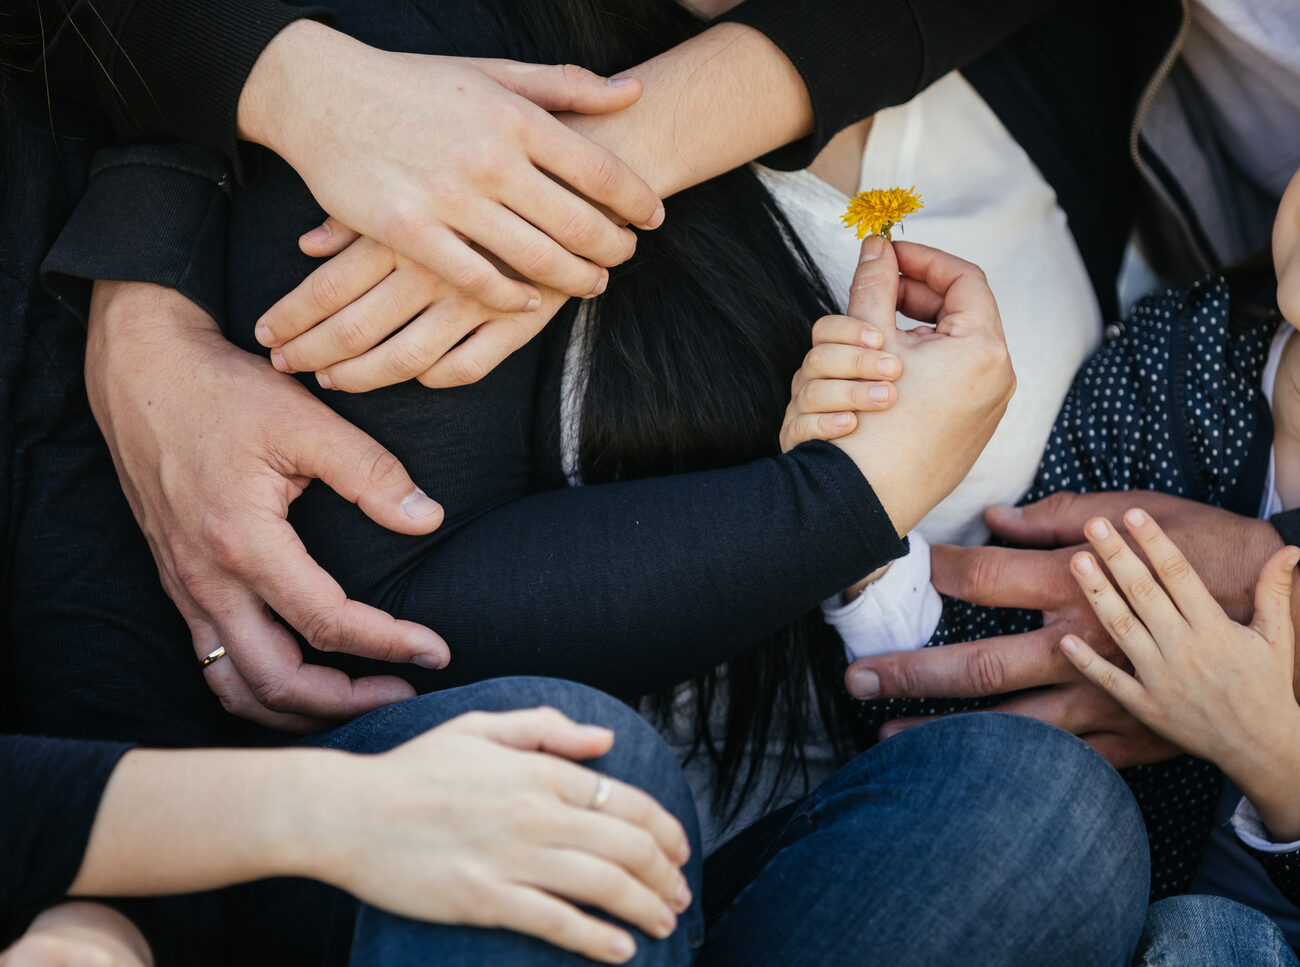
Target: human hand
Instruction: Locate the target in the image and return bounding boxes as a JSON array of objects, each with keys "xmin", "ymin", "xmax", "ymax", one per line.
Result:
[
  {"xmin": 310, "ymin": 708, "xmax": 693, "ymax": 965},
  {"xmin": 0, "ymin": 903, "xmax": 152, "ymax": 967},
  {"xmin": 254, "ymin": 221, "xmax": 570, "ymax": 390},
  {"xmin": 85, "ymin": 282, "xmax": 449, "ymax": 730},
  {"xmin": 846, "ymin": 490, "xmax": 1285, "ymax": 766},
  {"xmin": 1061, "ymin": 509, "xmax": 1300, "ymax": 840},
  {"xmin": 237, "ymin": 22, "xmax": 664, "ymax": 312},
  {"xmin": 779, "ymin": 314, "xmax": 900, "ymax": 451},
  {"xmin": 1274, "ymin": 167, "xmax": 1300, "ymax": 326},
  {"xmin": 826, "ymin": 236, "xmax": 1015, "ymax": 536}
]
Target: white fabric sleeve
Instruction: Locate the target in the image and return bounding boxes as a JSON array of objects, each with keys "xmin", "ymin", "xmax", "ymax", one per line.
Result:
[
  {"xmin": 1231, "ymin": 796, "xmax": 1300, "ymax": 853},
  {"xmin": 822, "ymin": 531, "xmax": 942, "ymax": 662}
]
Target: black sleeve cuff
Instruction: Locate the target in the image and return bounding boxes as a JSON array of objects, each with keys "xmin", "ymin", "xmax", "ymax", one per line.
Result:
[
  {"xmin": 41, "ymin": 144, "xmax": 232, "ymax": 326},
  {"xmin": 1242, "ymin": 842, "xmax": 1300, "ymax": 909},
  {"xmin": 1271, "ymin": 508, "xmax": 1300, "ymax": 549}
]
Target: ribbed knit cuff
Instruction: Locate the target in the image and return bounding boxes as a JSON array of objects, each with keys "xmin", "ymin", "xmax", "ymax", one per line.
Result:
[
  {"xmin": 721, "ymin": 0, "xmax": 925, "ymax": 170},
  {"xmin": 42, "ymin": 144, "xmax": 232, "ymax": 326}
]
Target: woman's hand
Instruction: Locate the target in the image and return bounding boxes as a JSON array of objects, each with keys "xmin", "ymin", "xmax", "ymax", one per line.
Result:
[
  {"xmin": 1060, "ymin": 509, "xmax": 1300, "ymax": 841},
  {"xmin": 825, "ymin": 236, "xmax": 1015, "ymax": 537},
  {"xmin": 255, "ymin": 222, "xmax": 570, "ymax": 391},
  {"xmin": 0, "ymin": 903, "xmax": 152, "ymax": 967},
  {"xmin": 779, "ymin": 314, "xmax": 900, "ymax": 452},
  {"xmin": 308, "ymin": 708, "xmax": 693, "ymax": 964}
]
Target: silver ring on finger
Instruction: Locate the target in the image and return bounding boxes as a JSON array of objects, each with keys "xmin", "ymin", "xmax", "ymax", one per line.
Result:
[{"xmin": 588, "ymin": 773, "xmax": 613, "ymax": 812}]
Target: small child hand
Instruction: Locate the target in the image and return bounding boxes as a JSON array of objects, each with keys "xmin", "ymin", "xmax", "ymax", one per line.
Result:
[
  {"xmin": 779, "ymin": 314, "xmax": 901, "ymax": 452},
  {"xmin": 0, "ymin": 903, "xmax": 153, "ymax": 967},
  {"xmin": 1059, "ymin": 508, "xmax": 1300, "ymax": 840}
]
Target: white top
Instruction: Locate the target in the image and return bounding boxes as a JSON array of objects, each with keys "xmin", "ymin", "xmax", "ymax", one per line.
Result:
[{"xmin": 1183, "ymin": 0, "xmax": 1300, "ymax": 200}]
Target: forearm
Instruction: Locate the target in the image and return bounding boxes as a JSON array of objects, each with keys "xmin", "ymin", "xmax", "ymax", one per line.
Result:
[
  {"xmin": 70, "ymin": 747, "xmax": 345, "ymax": 897},
  {"xmin": 563, "ymin": 23, "xmax": 812, "ymax": 198}
]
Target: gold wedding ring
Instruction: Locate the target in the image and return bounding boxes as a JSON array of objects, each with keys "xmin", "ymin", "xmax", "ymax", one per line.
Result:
[
  {"xmin": 589, "ymin": 774, "xmax": 613, "ymax": 811},
  {"xmin": 200, "ymin": 646, "xmax": 228, "ymax": 668}
]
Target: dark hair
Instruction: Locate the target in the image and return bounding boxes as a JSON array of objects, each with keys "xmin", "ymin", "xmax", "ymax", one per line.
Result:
[{"xmin": 514, "ymin": 0, "xmax": 859, "ymax": 820}]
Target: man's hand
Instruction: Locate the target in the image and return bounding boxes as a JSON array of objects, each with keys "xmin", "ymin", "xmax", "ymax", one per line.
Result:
[
  {"xmin": 86, "ymin": 282, "xmax": 449, "ymax": 730},
  {"xmin": 237, "ymin": 22, "xmax": 664, "ymax": 312},
  {"xmin": 844, "ymin": 490, "xmax": 1287, "ymax": 766}
]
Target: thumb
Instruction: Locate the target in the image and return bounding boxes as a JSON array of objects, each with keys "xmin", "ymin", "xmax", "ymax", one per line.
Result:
[
  {"xmin": 290, "ymin": 407, "xmax": 444, "ymax": 536},
  {"xmin": 299, "ymin": 216, "xmax": 361, "ymax": 258},
  {"xmin": 475, "ymin": 59, "xmax": 643, "ymax": 115},
  {"xmin": 1250, "ymin": 545, "xmax": 1300, "ymax": 647},
  {"xmin": 464, "ymin": 707, "xmax": 616, "ymax": 760},
  {"xmin": 846, "ymin": 235, "xmax": 900, "ymax": 334},
  {"xmin": 985, "ymin": 492, "xmax": 1131, "ymax": 548}
]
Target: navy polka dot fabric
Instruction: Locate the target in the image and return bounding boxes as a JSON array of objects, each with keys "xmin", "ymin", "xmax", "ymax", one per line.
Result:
[{"xmin": 852, "ymin": 275, "xmax": 1282, "ymax": 900}]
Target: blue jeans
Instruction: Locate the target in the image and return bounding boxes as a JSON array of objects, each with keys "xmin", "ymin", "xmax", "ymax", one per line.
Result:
[
  {"xmin": 701, "ymin": 713, "xmax": 1151, "ymax": 966},
  {"xmin": 1137, "ymin": 895, "xmax": 1300, "ymax": 966}
]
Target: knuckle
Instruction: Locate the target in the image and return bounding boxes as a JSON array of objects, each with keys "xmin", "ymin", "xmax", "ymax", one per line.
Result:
[
  {"xmin": 298, "ymin": 607, "xmax": 344, "ymax": 652},
  {"xmin": 446, "ymin": 353, "xmax": 488, "ymax": 386},
  {"xmin": 1157, "ymin": 554, "xmax": 1193, "ymax": 582},
  {"xmin": 583, "ymin": 150, "xmax": 621, "ymax": 194},
  {"xmin": 561, "ymin": 210, "xmax": 601, "ymax": 250},
  {"xmin": 334, "ymin": 316, "xmax": 373, "ymax": 356},
  {"xmin": 517, "ymin": 237, "xmax": 560, "ymax": 278},
  {"xmin": 203, "ymin": 518, "xmax": 251, "ymax": 573},
  {"xmin": 965, "ymin": 648, "xmax": 1007, "ymax": 694},
  {"xmin": 625, "ymin": 829, "xmax": 659, "ymax": 871},
  {"xmin": 250, "ymin": 675, "xmax": 294, "ymax": 712},
  {"xmin": 449, "ymin": 260, "xmax": 492, "ymax": 295},
  {"xmin": 1108, "ymin": 611, "xmax": 1140, "ymax": 639},
  {"xmin": 1128, "ymin": 576, "xmax": 1160, "ymax": 602},
  {"xmin": 959, "ymin": 554, "xmax": 999, "ymax": 601},
  {"xmin": 309, "ymin": 270, "xmax": 343, "ymax": 312},
  {"xmin": 362, "ymin": 445, "xmax": 406, "ymax": 489},
  {"xmin": 383, "ymin": 341, "xmax": 435, "ymax": 381}
]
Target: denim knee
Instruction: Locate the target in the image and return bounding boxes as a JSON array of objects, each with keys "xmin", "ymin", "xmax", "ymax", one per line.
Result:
[{"xmin": 1138, "ymin": 895, "xmax": 1299, "ymax": 967}]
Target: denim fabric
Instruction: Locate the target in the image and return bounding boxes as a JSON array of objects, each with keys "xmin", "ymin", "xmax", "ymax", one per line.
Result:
[
  {"xmin": 1137, "ymin": 896, "xmax": 1300, "ymax": 967},
  {"xmin": 701, "ymin": 713, "xmax": 1151, "ymax": 967}
]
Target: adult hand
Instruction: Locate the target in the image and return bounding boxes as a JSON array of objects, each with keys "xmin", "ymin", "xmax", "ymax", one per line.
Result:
[
  {"xmin": 826, "ymin": 236, "xmax": 1015, "ymax": 537},
  {"xmin": 311, "ymin": 708, "xmax": 693, "ymax": 965},
  {"xmin": 237, "ymin": 22, "xmax": 664, "ymax": 312},
  {"xmin": 255, "ymin": 220, "xmax": 570, "ymax": 390},
  {"xmin": 0, "ymin": 903, "xmax": 152, "ymax": 967},
  {"xmin": 85, "ymin": 281, "xmax": 449, "ymax": 730},
  {"xmin": 845, "ymin": 490, "xmax": 1286, "ymax": 766}
]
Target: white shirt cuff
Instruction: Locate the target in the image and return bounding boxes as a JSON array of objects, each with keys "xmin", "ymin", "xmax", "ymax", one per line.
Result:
[
  {"xmin": 1232, "ymin": 796, "xmax": 1300, "ymax": 853},
  {"xmin": 823, "ymin": 531, "xmax": 942, "ymax": 662}
]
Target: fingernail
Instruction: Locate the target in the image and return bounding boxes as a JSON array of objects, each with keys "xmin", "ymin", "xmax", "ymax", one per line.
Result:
[
  {"xmin": 609, "ymin": 934, "xmax": 635, "ymax": 961},
  {"xmin": 402, "ymin": 488, "xmax": 442, "ymax": 519},
  {"xmin": 641, "ymin": 203, "xmax": 666, "ymax": 231},
  {"xmin": 591, "ymin": 273, "xmax": 608, "ymax": 297},
  {"xmin": 860, "ymin": 235, "xmax": 886, "ymax": 262},
  {"xmin": 832, "ymin": 413, "xmax": 853, "ymax": 429},
  {"xmin": 1060, "ymin": 636, "xmax": 1079, "ymax": 655},
  {"xmin": 270, "ymin": 349, "xmax": 290, "ymax": 373},
  {"xmin": 861, "ymin": 327, "xmax": 882, "ymax": 349},
  {"xmin": 317, "ymin": 372, "xmax": 334, "ymax": 390},
  {"xmin": 302, "ymin": 223, "xmax": 331, "ymax": 244},
  {"xmin": 1124, "ymin": 509, "xmax": 1147, "ymax": 527},
  {"xmin": 411, "ymin": 651, "xmax": 448, "ymax": 670},
  {"xmin": 575, "ymin": 724, "xmax": 614, "ymax": 741},
  {"xmin": 1074, "ymin": 554, "xmax": 1095, "ymax": 576},
  {"xmin": 1288, "ymin": 552, "xmax": 1300, "ymax": 571},
  {"xmin": 675, "ymin": 881, "xmax": 692, "ymax": 909},
  {"xmin": 870, "ymin": 384, "xmax": 890, "ymax": 402},
  {"xmin": 255, "ymin": 324, "xmax": 274, "ymax": 347},
  {"xmin": 877, "ymin": 357, "xmax": 897, "ymax": 377},
  {"xmin": 676, "ymin": 840, "xmax": 691, "ymax": 864},
  {"xmin": 658, "ymin": 905, "xmax": 676, "ymax": 937},
  {"xmin": 1086, "ymin": 519, "xmax": 1109, "ymax": 540},
  {"xmin": 525, "ymin": 295, "xmax": 542, "ymax": 311},
  {"xmin": 848, "ymin": 667, "xmax": 880, "ymax": 698},
  {"xmin": 608, "ymin": 76, "xmax": 634, "ymax": 87}
]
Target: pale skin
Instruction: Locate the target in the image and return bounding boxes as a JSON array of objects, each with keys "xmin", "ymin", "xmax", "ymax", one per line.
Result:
[
  {"xmin": 0, "ymin": 708, "xmax": 692, "ymax": 967},
  {"xmin": 90, "ymin": 17, "xmax": 823, "ymax": 724}
]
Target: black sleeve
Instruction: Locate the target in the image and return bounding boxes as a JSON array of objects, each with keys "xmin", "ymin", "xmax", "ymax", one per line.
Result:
[
  {"xmin": 9, "ymin": 0, "xmax": 331, "ymax": 180},
  {"xmin": 1271, "ymin": 508, "xmax": 1300, "ymax": 550},
  {"xmin": 41, "ymin": 144, "xmax": 233, "ymax": 326},
  {"xmin": 1240, "ymin": 844, "xmax": 1300, "ymax": 909},
  {"xmin": 0, "ymin": 736, "xmax": 133, "ymax": 946},
  {"xmin": 721, "ymin": 0, "xmax": 1060, "ymax": 169}
]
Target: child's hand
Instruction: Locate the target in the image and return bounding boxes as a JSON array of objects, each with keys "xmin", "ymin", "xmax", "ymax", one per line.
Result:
[
  {"xmin": 779, "ymin": 314, "xmax": 901, "ymax": 452},
  {"xmin": 1059, "ymin": 508, "xmax": 1300, "ymax": 840},
  {"xmin": 0, "ymin": 903, "xmax": 153, "ymax": 967}
]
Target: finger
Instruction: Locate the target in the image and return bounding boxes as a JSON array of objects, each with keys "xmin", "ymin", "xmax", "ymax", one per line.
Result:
[
  {"xmin": 528, "ymin": 117, "xmax": 664, "ymax": 232},
  {"xmin": 795, "ymin": 377, "xmax": 898, "ymax": 414},
  {"xmin": 483, "ymin": 885, "xmax": 637, "ymax": 965},
  {"xmin": 466, "ymin": 198, "xmax": 612, "ymax": 297},
  {"xmin": 385, "ymin": 219, "xmax": 540, "ymax": 313},
  {"xmin": 1059, "ymin": 634, "xmax": 1152, "ymax": 717},
  {"xmin": 1080, "ymin": 730, "xmax": 1179, "ymax": 768},
  {"xmin": 929, "ymin": 543, "xmax": 1077, "ymax": 609},
  {"xmin": 525, "ymin": 848, "xmax": 677, "ymax": 942},
  {"xmin": 890, "ymin": 241, "xmax": 999, "ymax": 336},
  {"xmin": 1068, "ymin": 549, "xmax": 1161, "ymax": 668},
  {"xmin": 549, "ymin": 762, "xmax": 691, "ymax": 868},
  {"xmin": 475, "ymin": 59, "xmax": 645, "ymax": 116},
  {"xmin": 278, "ymin": 271, "xmax": 440, "ymax": 374},
  {"xmin": 257, "ymin": 238, "xmax": 396, "ymax": 348},
  {"xmin": 810, "ymin": 314, "xmax": 885, "ymax": 350},
  {"xmin": 983, "ymin": 491, "xmax": 1141, "ymax": 548},
  {"xmin": 1121, "ymin": 507, "xmax": 1221, "ymax": 624},
  {"xmin": 845, "ymin": 235, "xmax": 900, "ymax": 331},
  {"xmin": 1251, "ymin": 545, "xmax": 1300, "ymax": 647},
  {"xmin": 1081, "ymin": 516, "xmax": 1185, "ymax": 639},
  {"xmin": 506, "ymin": 175, "xmax": 639, "ymax": 270},
  {"xmin": 844, "ymin": 624, "xmax": 1071, "ymax": 700},
  {"xmin": 795, "ymin": 344, "xmax": 901, "ymax": 387},
  {"xmin": 319, "ymin": 298, "xmax": 483, "ymax": 392},
  {"xmin": 877, "ymin": 714, "xmax": 935, "ymax": 740},
  {"xmin": 988, "ymin": 681, "xmax": 1135, "ymax": 735},
  {"xmin": 299, "ymin": 216, "xmax": 362, "ymax": 258},
  {"xmin": 895, "ymin": 275, "xmax": 946, "ymax": 325},
  {"xmin": 549, "ymin": 805, "xmax": 691, "ymax": 904},
  {"xmin": 287, "ymin": 410, "xmax": 444, "ymax": 537},
  {"xmin": 415, "ymin": 314, "xmax": 547, "ymax": 389},
  {"xmin": 779, "ymin": 411, "xmax": 857, "ymax": 450},
  {"xmin": 457, "ymin": 707, "xmax": 616, "ymax": 760}
]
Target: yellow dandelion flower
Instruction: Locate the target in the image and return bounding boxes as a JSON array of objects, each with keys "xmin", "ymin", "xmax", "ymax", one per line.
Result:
[{"xmin": 841, "ymin": 186, "xmax": 924, "ymax": 240}]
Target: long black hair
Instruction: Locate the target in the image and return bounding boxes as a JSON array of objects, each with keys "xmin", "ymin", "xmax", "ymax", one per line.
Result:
[{"xmin": 515, "ymin": 0, "xmax": 860, "ymax": 820}]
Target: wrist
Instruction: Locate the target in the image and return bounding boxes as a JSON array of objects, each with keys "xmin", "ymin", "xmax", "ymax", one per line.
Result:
[
  {"xmin": 1224, "ymin": 709, "xmax": 1300, "ymax": 843},
  {"xmin": 278, "ymin": 749, "xmax": 370, "ymax": 887}
]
